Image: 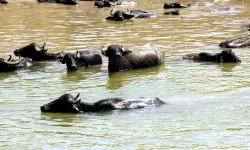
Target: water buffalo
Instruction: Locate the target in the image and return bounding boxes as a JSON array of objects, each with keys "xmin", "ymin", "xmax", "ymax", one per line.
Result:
[
  {"xmin": 106, "ymin": 9, "xmax": 134, "ymax": 21},
  {"xmin": 94, "ymin": 0, "xmax": 114, "ymax": 8},
  {"xmin": 106, "ymin": 9, "xmax": 156, "ymax": 21},
  {"xmin": 0, "ymin": 55, "xmax": 34, "ymax": 72},
  {"xmin": 219, "ymin": 35, "xmax": 250, "ymax": 48},
  {"xmin": 37, "ymin": 0, "xmax": 77, "ymax": 5},
  {"xmin": 0, "ymin": 0, "xmax": 8, "ymax": 4},
  {"xmin": 163, "ymin": 2, "xmax": 187, "ymax": 9},
  {"xmin": 40, "ymin": 93, "xmax": 165, "ymax": 113},
  {"xmin": 57, "ymin": 50, "xmax": 102, "ymax": 71},
  {"xmin": 101, "ymin": 45, "xmax": 165, "ymax": 72},
  {"xmin": 164, "ymin": 10, "xmax": 180, "ymax": 15},
  {"xmin": 14, "ymin": 42, "xmax": 61, "ymax": 61},
  {"xmin": 129, "ymin": 10, "xmax": 157, "ymax": 18},
  {"xmin": 183, "ymin": 49, "xmax": 241, "ymax": 63}
]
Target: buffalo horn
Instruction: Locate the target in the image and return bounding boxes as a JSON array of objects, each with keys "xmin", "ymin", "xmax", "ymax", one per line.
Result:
[
  {"xmin": 2, "ymin": 56, "xmax": 22, "ymax": 65},
  {"xmin": 7, "ymin": 55, "xmax": 12, "ymax": 62},
  {"xmin": 41, "ymin": 42, "xmax": 46, "ymax": 50},
  {"xmin": 110, "ymin": 9, "xmax": 114, "ymax": 16},
  {"xmin": 121, "ymin": 45, "xmax": 125, "ymax": 52},
  {"xmin": 69, "ymin": 93, "xmax": 81, "ymax": 104},
  {"xmin": 75, "ymin": 93, "xmax": 80, "ymax": 99},
  {"xmin": 76, "ymin": 50, "xmax": 81, "ymax": 58},
  {"xmin": 126, "ymin": 8, "xmax": 130, "ymax": 14}
]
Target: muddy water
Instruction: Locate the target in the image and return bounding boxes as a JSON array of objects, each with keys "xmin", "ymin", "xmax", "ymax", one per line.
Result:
[{"xmin": 0, "ymin": 0, "xmax": 250, "ymax": 149}]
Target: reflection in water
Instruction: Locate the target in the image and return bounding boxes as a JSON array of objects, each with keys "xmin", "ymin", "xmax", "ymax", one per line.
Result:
[
  {"xmin": 107, "ymin": 64, "xmax": 165, "ymax": 90},
  {"xmin": 61, "ymin": 65, "xmax": 103, "ymax": 82},
  {"xmin": 216, "ymin": 63, "xmax": 240, "ymax": 72},
  {"xmin": 0, "ymin": 71, "xmax": 18, "ymax": 80}
]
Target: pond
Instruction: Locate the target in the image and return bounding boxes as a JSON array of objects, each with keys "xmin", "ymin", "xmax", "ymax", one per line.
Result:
[{"xmin": 0, "ymin": 0, "xmax": 250, "ymax": 149}]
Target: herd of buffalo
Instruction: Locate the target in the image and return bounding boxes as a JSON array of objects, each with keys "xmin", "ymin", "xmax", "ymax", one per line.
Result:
[{"xmin": 1, "ymin": 0, "xmax": 249, "ymax": 113}]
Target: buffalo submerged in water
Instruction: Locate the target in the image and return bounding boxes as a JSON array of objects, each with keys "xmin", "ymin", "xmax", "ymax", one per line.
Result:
[
  {"xmin": 57, "ymin": 50, "xmax": 102, "ymax": 71},
  {"xmin": 37, "ymin": 0, "xmax": 77, "ymax": 5},
  {"xmin": 101, "ymin": 44, "xmax": 165, "ymax": 72},
  {"xmin": 40, "ymin": 93, "xmax": 165, "ymax": 113},
  {"xmin": 0, "ymin": 55, "xmax": 34, "ymax": 72},
  {"xmin": 106, "ymin": 9, "xmax": 157, "ymax": 21},
  {"xmin": 14, "ymin": 42, "xmax": 62, "ymax": 61},
  {"xmin": 0, "ymin": 0, "xmax": 8, "ymax": 4},
  {"xmin": 219, "ymin": 35, "xmax": 250, "ymax": 48},
  {"xmin": 183, "ymin": 49, "xmax": 241, "ymax": 63}
]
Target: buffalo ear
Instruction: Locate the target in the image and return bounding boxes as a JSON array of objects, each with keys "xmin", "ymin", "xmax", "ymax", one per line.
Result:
[
  {"xmin": 101, "ymin": 50, "xmax": 106, "ymax": 56},
  {"xmin": 41, "ymin": 49, "xmax": 48, "ymax": 53},
  {"xmin": 76, "ymin": 50, "xmax": 81, "ymax": 58}
]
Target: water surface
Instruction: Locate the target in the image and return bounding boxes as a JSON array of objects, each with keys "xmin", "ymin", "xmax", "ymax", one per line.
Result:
[{"xmin": 0, "ymin": 0, "xmax": 250, "ymax": 149}]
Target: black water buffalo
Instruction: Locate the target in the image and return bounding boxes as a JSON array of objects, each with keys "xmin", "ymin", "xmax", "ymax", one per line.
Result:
[
  {"xmin": 106, "ymin": 9, "xmax": 134, "ymax": 21},
  {"xmin": 14, "ymin": 43, "xmax": 61, "ymax": 61},
  {"xmin": 101, "ymin": 45, "xmax": 165, "ymax": 72},
  {"xmin": 0, "ymin": 55, "xmax": 34, "ymax": 72},
  {"xmin": 57, "ymin": 50, "xmax": 102, "ymax": 71},
  {"xmin": 40, "ymin": 93, "xmax": 165, "ymax": 113},
  {"xmin": 0, "ymin": 0, "xmax": 8, "ymax": 4},
  {"xmin": 94, "ymin": 0, "xmax": 114, "ymax": 7},
  {"xmin": 164, "ymin": 10, "xmax": 180, "ymax": 15},
  {"xmin": 183, "ymin": 49, "xmax": 241, "ymax": 63},
  {"xmin": 37, "ymin": 0, "xmax": 77, "ymax": 5},
  {"xmin": 106, "ymin": 9, "xmax": 156, "ymax": 21},
  {"xmin": 219, "ymin": 35, "xmax": 250, "ymax": 48},
  {"xmin": 163, "ymin": 2, "xmax": 187, "ymax": 9}
]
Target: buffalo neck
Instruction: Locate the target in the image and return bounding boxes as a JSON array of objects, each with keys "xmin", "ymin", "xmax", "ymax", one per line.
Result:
[
  {"xmin": 108, "ymin": 57, "xmax": 122, "ymax": 72},
  {"xmin": 32, "ymin": 52, "xmax": 60, "ymax": 61}
]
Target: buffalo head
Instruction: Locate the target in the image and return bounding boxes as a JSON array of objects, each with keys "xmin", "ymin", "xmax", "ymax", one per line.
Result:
[
  {"xmin": 14, "ymin": 43, "xmax": 47, "ymax": 59},
  {"xmin": 101, "ymin": 45, "xmax": 131, "ymax": 60},
  {"xmin": 0, "ymin": 55, "xmax": 21, "ymax": 65},
  {"xmin": 219, "ymin": 49, "xmax": 241, "ymax": 63},
  {"xmin": 0, "ymin": 55, "xmax": 26, "ymax": 72},
  {"xmin": 106, "ymin": 9, "xmax": 134, "ymax": 21},
  {"xmin": 58, "ymin": 52, "xmax": 79, "ymax": 71},
  {"xmin": 41, "ymin": 93, "xmax": 81, "ymax": 113}
]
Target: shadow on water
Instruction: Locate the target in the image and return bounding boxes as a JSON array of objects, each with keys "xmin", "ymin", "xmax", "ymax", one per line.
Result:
[{"xmin": 106, "ymin": 64, "xmax": 165, "ymax": 90}]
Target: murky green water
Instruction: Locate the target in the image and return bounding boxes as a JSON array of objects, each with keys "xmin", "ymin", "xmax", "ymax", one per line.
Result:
[{"xmin": 0, "ymin": 0, "xmax": 250, "ymax": 149}]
